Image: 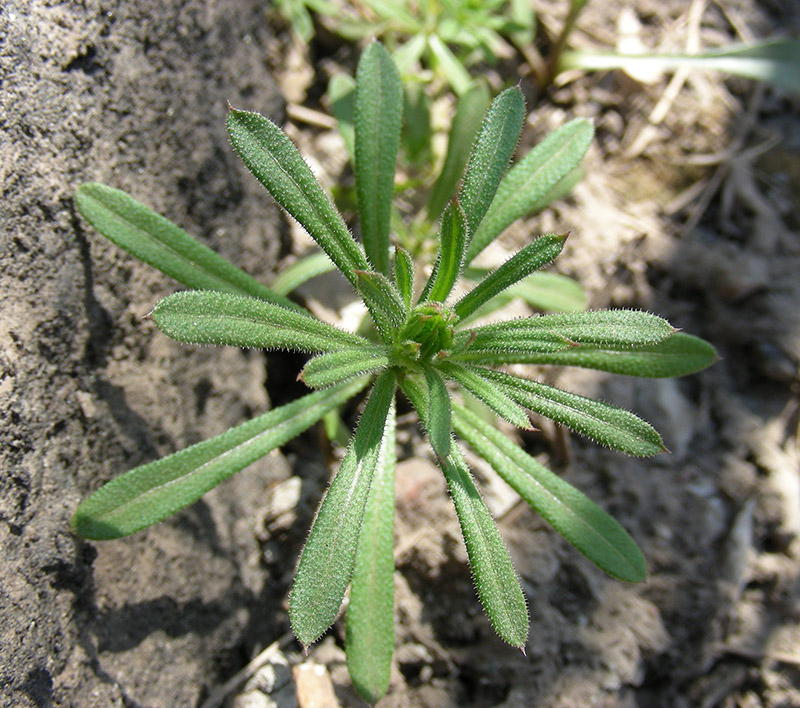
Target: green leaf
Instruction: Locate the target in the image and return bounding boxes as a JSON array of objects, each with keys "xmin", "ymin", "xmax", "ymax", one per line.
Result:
[
  {"xmin": 458, "ymin": 271, "xmax": 587, "ymax": 323},
  {"xmin": 479, "ymin": 368, "xmax": 665, "ymax": 456},
  {"xmin": 428, "ymin": 80, "xmax": 490, "ymax": 222},
  {"xmin": 466, "ymin": 119, "xmax": 594, "ymax": 263},
  {"xmin": 460, "ymin": 331, "xmax": 718, "ymax": 377},
  {"xmin": 422, "ymin": 199, "xmax": 469, "ymax": 304},
  {"xmin": 226, "ymin": 108, "xmax": 369, "ymax": 286},
  {"xmin": 71, "ymin": 378, "xmax": 368, "ymax": 540},
  {"xmin": 437, "ymin": 361, "xmax": 531, "ymax": 430},
  {"xmin": 74, "ymin": 183, "xmax": 299, "ymax": 310},
  {"xmin": 454, "ymin": 233, "xmax": 567, "ymax": 319},
  {"xmin": 458, "ymin": 310, "xmax": 676, "ymax": 355},
  {"xmin": 393, "ymin": 246, "xmax": 416, "ymax": 310},
  {"xmin": 427, "ymin": 34, "xmax": 473, "ymax": 96},
  {"xmin": 392, "ymin": 33, "xmax": 428, "ymax": 75},
  {"xmin": 290, "ymin": 371, "xmax": 396, "ymax": 647},
  {"xmin": 328, "ymin": 73, "xmax": 356, "ymax": 162},
  {"xmin": 402, "ymin": 81, "xmax": 432, "ymax": 164},
  {"xmin": 300, "ymin": 349, "xmax": 390, "ymax": 388},
  {"xmin": 558, "ymin": 38, "xmax": 800, "ymax": 94},
  {"xmin": 460, "ymin": 86, "xmax": 525, "ymax": 237},
  {"xmin": 453, "ymin": 404, "xmax": 647, "ymax": 582},
  {"xmin": 398, "ymin": 377, "xmax": 528, "ymax": 647},
  {"xmin": 509, "ymin": 0, "xmax": 535, "ymax": 48},
  {"xmin": 507, "ymin": 271, "xmax": 587, "ymax": 312},
  {"xmin": 440, "ymin": 445, "xmax": 529, "ymax": 647},
  {"xmin": 423, "ymin": 365, "xmax": 452, "ymax": 458},
  {"xmin": 355, "ymin": 41, "xmax": 403, "ymax": 275},
  {"xmin": 346, "ymin": 401, "xmax": 396, "ymax": 703},
  {"xmin": 269, "ymin": 251, "xmax": 336, "ymax": 296},
  {"xmin": 151, "ymin": 290, "xmax": 377, "ymax": 353},
  {"xmin": 355, "ymin": 270, "xmax": 408, "ymax": 343}
]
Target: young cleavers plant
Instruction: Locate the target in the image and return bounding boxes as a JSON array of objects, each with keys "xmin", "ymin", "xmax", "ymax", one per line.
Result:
[{"xmin": 72, "ymin": 41, "xmax": 716, "ymax": 703}]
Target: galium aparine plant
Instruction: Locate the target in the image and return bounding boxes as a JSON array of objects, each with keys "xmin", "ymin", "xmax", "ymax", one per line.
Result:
[{"xmin": 72, "ymin": 41, "xmax": 716, "ymax": 703}]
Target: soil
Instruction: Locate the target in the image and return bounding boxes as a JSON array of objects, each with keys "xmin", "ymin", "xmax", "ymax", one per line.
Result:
[{"xmin": 2, "ymin": 2, "xmax": 799, "ymax": 708}]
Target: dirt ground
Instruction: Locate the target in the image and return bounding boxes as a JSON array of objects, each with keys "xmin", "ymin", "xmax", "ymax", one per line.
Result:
[{"xmin": 2, "ymin": 1, "xmax": 799, "ymax": 707}]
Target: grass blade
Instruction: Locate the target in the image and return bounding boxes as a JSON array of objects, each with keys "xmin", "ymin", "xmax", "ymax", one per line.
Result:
[
  {"xmin": 355, "ymin": 41, "xmax": 403, "ymax": 275},
  {"xmin": 479, "ymin": 368, "xmax": 665, "ymax": 457},
  {"xmin": 466, "ymin": 119, "xmax": 594, "ymax": 263},
  {"xmin": 227, "ymin": 108, "xmax": 369, "ymax": 286},
  {"xmin": 300, "ymin": 349, "xmax": 390, "ymax": 388},
  {"xmin": 290, "ymin": 372, "xmax": 396, "ymax": 647},
  {"xmin": 453, "ymin": 404, "xmax": 647, "ymax": 582},
  {"xmin": 346, "ymin": 401, "xmax": 396, "ymax": 703},
  {"xmin": 75, "ymin": 183, "xmax": 299, "ymax": 310},
  {"xmin": 71, "ymin": 378, "xmax": 369, "ymax": 539},
  {"xmin": 460, "ymin": 86, "xmax": 525, "ymax": 237},
  {"xmin": 151, "ymin": 291, "xmax": 377, "ymax": 353},
  {"xmin": 454, "ymin": 233, "xmax": 567, "ymax": 319},
  {"xmin": 559, "ymin": 39, "xmax": 800, "ymax": 94},
  {"xmin": 428, "ymin": 80, "xmax": 490, "ymax": 222}
]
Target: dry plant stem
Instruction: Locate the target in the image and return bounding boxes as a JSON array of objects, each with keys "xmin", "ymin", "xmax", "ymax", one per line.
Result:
[{"xmin": 198, "ymin": 633, "xmax": 294, "ymax": 708}]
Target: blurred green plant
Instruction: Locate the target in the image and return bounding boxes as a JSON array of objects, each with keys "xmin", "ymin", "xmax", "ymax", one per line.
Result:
[
  {"xmin": 277, "ymin": 0, "xmax": 800, "ymax": 95},
  {"xmin": 278, "ymin": 0, "xmax": 535, "ymax": 94},
  {"xmin": 71, "ymin": 41, "xmax": 716, "ymax": 703}
]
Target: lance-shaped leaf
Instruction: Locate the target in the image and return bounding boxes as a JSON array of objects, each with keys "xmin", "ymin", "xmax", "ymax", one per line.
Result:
[
  {"xmin": 75, "ymin": 183, "xmax": 299, "ymax": 311},
  {"xmin": 71, "ymin": 377, "xmax": 369, "ymax": 540},
  {"xmin": 399, "ymin": 377, "xmax": 528, "ymax": 648},
  {"xmin": 457, "ymin": 309, "xmax": 676, "ymax": 356},
  {"xmin": 227, "ymin": 108, "xmax": 369, "ymax": 285},
  {"xmin": 427, "ymin": 34, "xmax": 473, "ymax": 96},
  {"xmin": 269, "ymin": 251, "xmax": 336, "ymax": 296},
  {"xmin": 420, "ymin": 199, "xmax": 468, "ymax": 304},
  {"xmin": 300, "ymin": 348, "xmax": 390, "ymax": 389},
  {"xmin": 151, "ymin": 291, "xmax": 377, "ymax": 353},
  {"xmin": 478, "ymin": 368, "xmax": 665, "ymax": 457},
  {"xmin": 393, "ymin": 246, "xmax": 415, "ymax": 310},
  {"xmin": 346, "ymin": 399, "xmax": 396, "ymax": 703},
  {"xmin": 422, "ymin": 365, "xmax": 452, "ymax": 458},
  {"xmin": 453, "ymin": 404, "xmax": 647, "ymax": 582},
  {"xmin": 458, "ymin": 331, "xmax": 718, "ymax": 377},
  {"xmin": 460, "ymin": 86, "xmax": 525, "ymax": 237},
  {"xmin": 466, "ymin": 119, "xmax": 594, "ymax": 263},
  {"xmin": 355, "ymin": 41, "xmax": 403, "ymax": 275},
  {"xmin": 440, "ymin": 445, "xmax": 529, "ymax": 647},
  {"xmin": 437, "ymin": 361, "xmax": 531, "ymax": 431},
  {"xmin": 428, "ymin": 80, "xmax": 490, "ymax": 222},
  {"xmin": 290, "ymin": 371, "xmax": 396, "ymax": 647},
  {"xmin": 454, "ymin": 233, "xmax": 567, "ymax": 320},
  {"xmin": 355, "ymin": 270, "xmax": 408, "ymax": 343}
]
